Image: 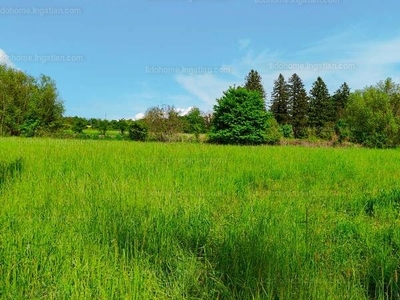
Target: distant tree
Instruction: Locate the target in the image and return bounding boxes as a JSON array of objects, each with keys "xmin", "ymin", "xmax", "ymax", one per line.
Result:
[
  {"xmin": 203, "ymin": 112, "xmax": 213, "ymax": 132},
  {"xmin": 288, "ymin": 73, "xmax": 308, "ymax": 138},
  {"xmin": 164, "ymin": 106, "xmax": 184, "ymax": 139},
  {"xmin": 332, "ymin": 82, "xmax": 350, "ymax": 122},
  {"xmin": 270, "ymin": 74, "xmax": 290, "ymax": 124},
  {"xmin": 244, "ymin": 69, "xmax": 267, "ymax": 104},
  {"xmin": 142, "ymin": 105, "xmax": 184, "ymax": 141},
  {"xmin": 88, "ymin": 118, "xmax": 99, "ymax": 129},
  {"xmin": 128, "ymin": 121, "xmax": 148, "ymax": 141},
  {"xmin": 184, "ymin": 107, "xmax": 206, "ymax": 137},
  {"xmin": 72, "ymin": 117, "xmax": 87, "ymax": 134},
  {"xmin": 109, "ymin": 119, "xmax": 119, "ymax": 130},
  {"xmin": 98, "ymin": 119, "xmax": 108, "ymax": 136},
  {"xmin": 209, "ymin": 86, "xmax": 270, "ymax": 145},
  {"xmin": 117, "ymin": 118, "xmax": 129, "ymax": 135},
  {"xmin": 308, "ymin": 77, "xmax": 332, "ymax": 133}
]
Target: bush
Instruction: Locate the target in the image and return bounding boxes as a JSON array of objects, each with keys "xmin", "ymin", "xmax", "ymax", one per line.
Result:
[
  {"xmin": 20, "ymin": 119, "xmax": 40, "ymax": 137},
  {"xmin": 280, "ymin": 124, "xmax": 294, "ymax": 139},
  {"xmin": 71, "ymin": 118, "xmax": 87, "ymax": 134},
  {"xmin": 265, "ymin": 115, "xmax": 282, "ymax": 144},
  {"xmin": 335, "ymin": 120, "xmax": 351, "ymax": 143},
  {"xmin": 319, "ymin": 122, "xmax": 336, "ymax": 140},
  {"xmin": 128, "ymin": 122, "xmax": 148, "ymax": 141}
]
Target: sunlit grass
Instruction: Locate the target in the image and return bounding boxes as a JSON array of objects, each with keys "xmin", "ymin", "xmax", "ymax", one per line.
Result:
[{"xmin": 1, "ymin": 138, "xmax": 400, "ymax": 299}]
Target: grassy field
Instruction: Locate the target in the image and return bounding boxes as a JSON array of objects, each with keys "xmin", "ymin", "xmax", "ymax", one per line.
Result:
[{"xmin": 1, "ymin": 138, "xmax": 400, "ymax": 299}]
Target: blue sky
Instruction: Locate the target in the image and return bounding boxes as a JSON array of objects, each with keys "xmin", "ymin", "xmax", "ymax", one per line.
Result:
[{"xmin": 1, "ymin": 0, "xmax": 400, "ymax": 120}]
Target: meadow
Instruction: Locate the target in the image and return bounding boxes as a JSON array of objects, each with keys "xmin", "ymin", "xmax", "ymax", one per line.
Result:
[{"xmin": 1, "ymin": 138, "xmax": 400, "ymax": 299}]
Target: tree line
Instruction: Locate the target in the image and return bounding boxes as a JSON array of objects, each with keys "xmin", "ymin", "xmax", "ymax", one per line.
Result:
[
  {"xmin": 2, "ymin": 63, "xmax": 400, "ymax": 147},
  {"xmin": 209, "ymin": 69, "xmax": 400, "ymax": 148},
  {"xmin": 63, "ymin": 107, "xmax": 210, "ymax": 142},
  {"xmin": 268, "ymin": 72, "xmax": 400, "ymax": 147}
]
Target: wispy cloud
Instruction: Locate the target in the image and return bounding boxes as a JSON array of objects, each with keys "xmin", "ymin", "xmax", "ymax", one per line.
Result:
[
  {"xmin": 176, "ymin": 74, "xmax": 237, "ymax": 108},
  {"xmin": 238, "ymin": 38, "xmax": 251, "ymax": 50},
  {"xmin": 175, "ymin": 30, "xmax": 400, "ymax": 108}
]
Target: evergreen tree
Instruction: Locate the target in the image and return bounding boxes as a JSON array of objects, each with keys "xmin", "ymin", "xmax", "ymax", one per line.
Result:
[
  {"xmin": 270, "ymin": 74, "xmax": 290, "ymax": 124},
  {"xmin": 209, "ymin": 86, "xmax": 269, "ymax": 145},
  {"xmin": 288, "ymin": 73, "xmax": 308, "ymax": 138},
  {"xmin": 244, "ymin": 69, "xmax": 266, "ymax": 105},
  {"xmin": 332, "ymin": 82, "xmax": 350, "ymax": 122},
  {"xmin": 308, "ymin": 77, "xmax": 331, "ymax": 131}
]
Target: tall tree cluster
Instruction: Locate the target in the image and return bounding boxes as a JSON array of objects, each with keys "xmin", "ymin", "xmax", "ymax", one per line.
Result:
[
  {"xmin": 0, "ymin": 64, "xmax": 64, "ymax": 136},
  {"xmin": 270, "ymin": 73, "xmax": 351, "ymax": 139},
  {"xmin": 209, "ymin": 70, "xmax": 280, "ymax": 145}
]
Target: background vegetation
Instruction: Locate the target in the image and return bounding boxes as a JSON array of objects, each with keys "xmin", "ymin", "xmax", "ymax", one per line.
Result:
[{"xmin": 2, "ymin": 64, "xmax": 400, "ymax": 148}]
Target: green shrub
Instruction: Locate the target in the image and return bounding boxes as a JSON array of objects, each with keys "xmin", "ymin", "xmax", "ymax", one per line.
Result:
[
  {"xmin": 265, "ymin": 115, "xmax": 282, "ymax": 144},
  {"xmin": 128, "ymin": 122, "xmax": 148, "ymax": 141},
  {"xmin": 280, "ymin": 124, "xmax": 294, "ymax": 138}
]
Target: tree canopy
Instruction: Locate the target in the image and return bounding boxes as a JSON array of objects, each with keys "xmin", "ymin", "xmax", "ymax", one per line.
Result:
[
  {"xmin": 345, "ymin": 80, "xmax": 400, "ymax": 148},
  {"xmin": 0, "ymin": 64, "xmax": 64, "ymax": 136}
]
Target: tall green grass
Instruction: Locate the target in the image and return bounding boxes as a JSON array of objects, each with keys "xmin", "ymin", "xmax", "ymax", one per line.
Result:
[{"xmin": 1, "ymin": 138, "xmax": 400, "ymax": 299}]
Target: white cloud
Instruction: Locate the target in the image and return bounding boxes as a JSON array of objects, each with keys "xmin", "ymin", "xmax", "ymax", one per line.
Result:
[
  {"xmin": 134, "ymin": 112, "xmax": 145, "ymax": 120},
  {"xmin": 175, "ymin": 32, "xmax": 400, "ymax": 110},
  {"xmin": 176, "ymin": 74, "xmax": 236, "ymax": 107},
  {"xmin": 133, "ymin": 106, "xmax": 194, "ymax": 121},
  {"xmin": 0, "ymin": 49, "xmax": 15, "ymax": 68},
  {"xmin": 176, "ymin": 106, "xmax": 193, "ymax": 116}
]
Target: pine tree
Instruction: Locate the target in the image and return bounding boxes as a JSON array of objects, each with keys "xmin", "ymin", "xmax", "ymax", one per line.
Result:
[
  {"xmin": 270, "ymin": 74, "xmax": 290, "ymax": 124},
  {"xmin": 244, "ymin": 70, "xmax": 266, "ymax": 105},
  {"xmin": 308, "ymin": 77, "xmax": 331, "ymax": 131},
  {"xmin": 331, "ymin": 82, "xmax": 350, "ymax": 122},
  {"xmin": 288, "ymin": 73, "xmax": 308, "ymax": 138}
]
